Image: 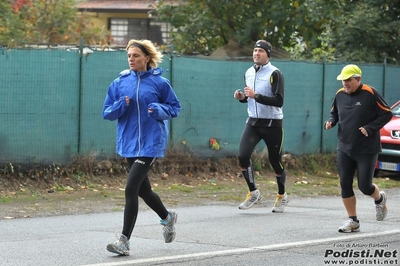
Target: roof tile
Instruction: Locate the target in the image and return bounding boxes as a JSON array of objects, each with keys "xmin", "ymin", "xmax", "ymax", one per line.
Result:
[{"xmin": 77, "ymin": 0, "xmax": 157, "ymax": 11}]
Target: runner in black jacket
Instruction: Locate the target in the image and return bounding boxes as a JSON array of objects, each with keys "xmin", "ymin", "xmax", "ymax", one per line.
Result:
[{"xmin": 324, "ymin": 64, "xmax": 392, "ymax": 233}]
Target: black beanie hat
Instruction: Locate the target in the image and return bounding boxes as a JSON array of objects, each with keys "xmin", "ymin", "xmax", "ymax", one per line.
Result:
[{"xmin": 254, "ymin": 40, "xmax": 271, "ymax": 57}]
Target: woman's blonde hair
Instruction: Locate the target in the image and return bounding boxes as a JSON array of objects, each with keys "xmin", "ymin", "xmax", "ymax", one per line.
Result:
[{"xmin": 125, "ymin": 39, "xmax": 163, "ymax": 68}]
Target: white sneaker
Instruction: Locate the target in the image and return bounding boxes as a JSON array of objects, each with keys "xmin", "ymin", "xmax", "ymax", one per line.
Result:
[
  {"xmin": 106, "ymin": 234, "xmax": 130, "ymax": 255},
  {"xmin": 239, "ymin": 190, "xmax": 263, "ymax": 210},
  {"xmin": 375, "ymin": 191, "xmax": 388, "ymax": 221},
  {"xmin": 338, "ymin": 219, "xmax": 360, "ymax": 233},
  {"xmin": 272, "ymin": 192, "xmax": 288, "ymax": 213},
  {"xmin": 160, "ymin": 210, "xmax": 178, "ymax": 243}
]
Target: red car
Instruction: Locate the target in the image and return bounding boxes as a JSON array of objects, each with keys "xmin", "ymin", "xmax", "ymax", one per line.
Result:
[{"xmin": 375, "ymin": 100, "xmax": 400, "ymax": 175}]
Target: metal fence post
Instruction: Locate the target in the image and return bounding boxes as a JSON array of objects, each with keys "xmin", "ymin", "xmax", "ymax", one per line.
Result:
[
  {"xmin": 320, "ymin": 56, "xmax": 327, "ymax": 153},
  {"xmin": 78, "ymin": 37, "xmax": 84, "ymax": 155},
  {"xmin": 382, "ymin": 57, "xmax": 387, "ymax": 97}
]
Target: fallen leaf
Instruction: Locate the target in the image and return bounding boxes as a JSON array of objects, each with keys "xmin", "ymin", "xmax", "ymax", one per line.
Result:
[{"xmin": 161, "ymin": 172, "xmax": 169, "ymax": 180}]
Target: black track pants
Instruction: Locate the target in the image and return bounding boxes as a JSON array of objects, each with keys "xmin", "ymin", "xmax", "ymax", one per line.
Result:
[
  {"xmin": 337, "ymin": 150, "xmax": 378, "ymax": 198},
  {"xmin": 238, "ymin": 124, "xmax": 284, "ymax": 175},
  {"xmin": 122, "ymin": 157, "xmax": 169, "ymax": 239}
]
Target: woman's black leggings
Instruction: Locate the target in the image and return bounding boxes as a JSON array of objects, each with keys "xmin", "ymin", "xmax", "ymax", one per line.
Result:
[
  {"xmin": 238, "ymin": 124, "xmax": 284, "ymax": 175},
  {"xmin": 122, "ymin": 157, "xmax": 169, "ymax": 239},
  {"xmin": 337, "ymin": 150, "xmax": 378, "ymax": 198}
]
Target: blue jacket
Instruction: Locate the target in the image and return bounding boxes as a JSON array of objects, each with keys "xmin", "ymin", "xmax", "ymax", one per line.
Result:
[{"xmin": 102, "ymin": 67, "xmax": 181, "ymax": 158}]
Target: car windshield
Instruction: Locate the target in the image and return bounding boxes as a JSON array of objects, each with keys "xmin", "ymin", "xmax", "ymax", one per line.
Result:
[{"xmin": 392, "ymin": 103, "xmax": 400, "ymax": 116}]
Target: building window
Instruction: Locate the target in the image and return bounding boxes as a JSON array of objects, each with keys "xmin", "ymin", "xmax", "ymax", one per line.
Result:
[
  {"xmin": 109, "ymin": 18, "xmax": 170, "ymax": 46},
  {"xmin": 110, "ymin": 19, "xmax": 128, "ymax": 45}
]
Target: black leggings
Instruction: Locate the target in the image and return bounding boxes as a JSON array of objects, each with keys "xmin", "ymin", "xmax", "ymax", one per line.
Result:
[
  {"xmin": 337, "ymin": 150, "xmax": 377, "ymax": 198},
  {"xmin": 238, "ymin": 124, "xmax": 284, "ymax": 175},
  {"xmin": 122, "ymin": 157, "xmax": 169, "ymax": 239}
]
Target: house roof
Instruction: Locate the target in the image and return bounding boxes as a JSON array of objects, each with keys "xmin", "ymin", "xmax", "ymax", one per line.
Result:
[
  {"xmin": 77, "ymin": 0, "xmax": 156, "ymax": 12},
  {"xmin": 77, "ymin": 0, "xmax": 162, "ymax": 12}
]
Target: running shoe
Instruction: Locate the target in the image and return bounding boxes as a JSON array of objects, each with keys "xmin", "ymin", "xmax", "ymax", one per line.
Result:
[
  {"xmin": 238, "ymin": 189, "xmax": 263, "ymax": 210},
  {"xmin": 106, "ymin": 234, "xmax": 130, "ymax": 256},
  {"xmin": 338, "ymin": 219, "xmax": 360, "ymax": 233},
  {"xmin": 272, "ymin": 192, "xmax": 288, "ymax": 213},
  {"xmin": 160, "ymin": 210, "xmax": 178, "ymax": 243},
  {"xmin": 375, "ymin": 191, "xmax": 388, "ymax": 221}
]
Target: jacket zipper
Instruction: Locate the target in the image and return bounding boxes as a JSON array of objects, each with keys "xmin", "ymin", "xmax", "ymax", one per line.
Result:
[
  {"xmin": 136, "ymin": 74, "xmax": 141, "ymax": 156},
  {"xmin": 253, "ymin": 67, "xmax": 260, "ymax": 118}
]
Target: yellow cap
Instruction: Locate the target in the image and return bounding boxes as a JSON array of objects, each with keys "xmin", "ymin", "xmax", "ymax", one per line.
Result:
[{"xmin": 336, "ymin": 64, "xmax": 362, "ymax": 80}]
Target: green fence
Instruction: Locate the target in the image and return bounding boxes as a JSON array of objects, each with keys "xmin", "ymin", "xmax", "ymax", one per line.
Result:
[{"xmin": 1, "ymin": 47, "xmax": 399, "ymax": 164}]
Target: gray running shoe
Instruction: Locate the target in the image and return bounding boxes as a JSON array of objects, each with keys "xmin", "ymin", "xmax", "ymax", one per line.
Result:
[
  {"xmin": 160, "ymin": 210, "xmax": 177, "ymax": 243},
  {"xmin": 106, "ymin": 234, "xmax": 130, "ymax": 256},
  {"xmin": 376, "ymin": 191, "xmax": 388, "ymax": 221},
  {"xmin": 239, "ymin": 189, "xmax": 263, "ymax": 210},
  {"xmin": 272, "ymin": 192, "xmax": 288, "ymax": 213},
  {"xmin": 338, "ymin": 219, "xmax": 360, "ymax": 233}
]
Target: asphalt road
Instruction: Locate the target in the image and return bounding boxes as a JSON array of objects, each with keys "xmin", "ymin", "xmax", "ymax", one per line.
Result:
[{"xmin": 1, "ymin": 189, "xmax": 399, "ymax": 266}]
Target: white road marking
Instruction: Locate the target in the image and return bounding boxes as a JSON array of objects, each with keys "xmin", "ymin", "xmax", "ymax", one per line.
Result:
[{"xmin": 84, "ymin": 229, "xmax": 400, "ymax": 266}]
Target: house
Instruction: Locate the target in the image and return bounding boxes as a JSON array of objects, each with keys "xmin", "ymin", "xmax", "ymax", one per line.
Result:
[
  {"xmin": 77, "ymin": 0, "xmax": 173, "ymax": 47},
  {"xmin": 77, "ymin": 1, "xmax": 290, "ymax": 59}
]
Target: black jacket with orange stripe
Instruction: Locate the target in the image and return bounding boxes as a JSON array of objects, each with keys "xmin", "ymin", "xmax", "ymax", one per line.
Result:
[{"xmin": 326, "ymin": 83, "xmax": 393, "ymax": 154}]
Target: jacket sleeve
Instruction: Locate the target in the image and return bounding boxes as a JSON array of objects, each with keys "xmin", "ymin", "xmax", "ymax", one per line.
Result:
[
  {"xmin": 239, "ymin": 74, "xmax": 248, "ymax": 103},
  {"xmin": 148, "ymin": 80, "xmax": 181, "ymax": 120},
  {"xmin": 102, "ymin": 81, "xmax": 129, "ymax": 121},
  {"xmin": 363, "ymin": 90, "xmax": 393, "ymax": 135},
  {"xmin": 254, "ymin": 70, "xmax": 284, "ymax": 107},
  {"xmin": 325, "ymin": 97, "xmax": 339, "ymax": 129}
]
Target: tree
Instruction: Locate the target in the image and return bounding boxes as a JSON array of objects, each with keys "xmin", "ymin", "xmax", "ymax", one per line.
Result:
[
  {"xmin": 156, "ymin": 0, "xmax": 400, "ymax": 64},
  {"xmin": 285, "ymin": 0, "xmax": 337, "ymax": 61},
  {"xmin": 327, "ymin": 0, "xmax": 400, "ymax": 64},
  {"xmin": 1, "ymin": 0, "xmax": 110, "ymax": 46},
  {"xmin": 0, "ymin": 0, "xmax": 27, "ymax": 45},
  {"xmin": 288, "ymin": 0, "xmax": 400, "ymax": 64},
  {"xmin": 156, "ymin": 0, "xmax": 300, "ymax": 55}
]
